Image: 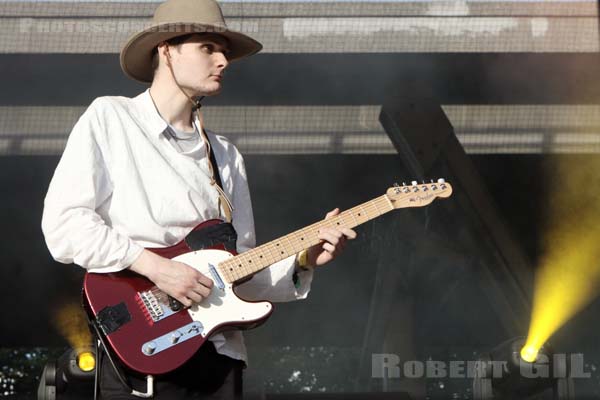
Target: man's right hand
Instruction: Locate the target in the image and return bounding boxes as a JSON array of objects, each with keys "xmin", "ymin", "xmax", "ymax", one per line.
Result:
[{"xmin": 130, "ymin": 249, "xmax": 214, "ymax": 307}]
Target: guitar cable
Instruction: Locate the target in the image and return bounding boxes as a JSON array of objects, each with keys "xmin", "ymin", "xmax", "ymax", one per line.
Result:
[
  {"xmin": 90, "ymin": 318, "xmax": 138, "ymax": 398},
  {"xmin": 93, "ymin": 338, "xmax": 101, "ymax": 400}
]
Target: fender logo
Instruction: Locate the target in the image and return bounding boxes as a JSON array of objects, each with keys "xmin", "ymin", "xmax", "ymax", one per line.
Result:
[{"xmin": 409, "ymin": 194, "xmax": 435, "ymax": 202}]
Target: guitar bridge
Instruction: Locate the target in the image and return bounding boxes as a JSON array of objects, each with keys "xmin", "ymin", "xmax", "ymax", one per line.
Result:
[{"xmin": 137, "ymin": 289, "xmax": 177, "ymax": 323}]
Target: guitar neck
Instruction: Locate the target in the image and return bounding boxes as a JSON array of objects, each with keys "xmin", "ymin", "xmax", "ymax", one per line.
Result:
[{"xmin": 219, "ymin": 195, "xmax": 394, "ymax": 284}]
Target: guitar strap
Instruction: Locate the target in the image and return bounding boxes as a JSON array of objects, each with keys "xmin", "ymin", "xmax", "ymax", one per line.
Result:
[
  {"xmin": 195, "ymin": 106, "xmax": 234, "ymax": 224},
  {"xmin": 205, "ymin": 131, "xmax": 224, "ymax": 194},
  {"xmin": 165, "ymin": 46, "xmax": 234, "ymax": 223}
]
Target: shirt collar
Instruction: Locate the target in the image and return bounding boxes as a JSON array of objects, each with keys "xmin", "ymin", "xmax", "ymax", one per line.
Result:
[{"xmin": 134, "ymin": 89, "xmax": 202, "ymax": 139}]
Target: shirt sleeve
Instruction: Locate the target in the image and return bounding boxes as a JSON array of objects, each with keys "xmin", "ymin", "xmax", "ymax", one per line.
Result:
[
  {"xmin": 222, "ymin": 144, "xmax": 314, "ymax": 303},
  {"xmin": 41, "ymin": 99, "xmax": 144, "ymax": 271}
]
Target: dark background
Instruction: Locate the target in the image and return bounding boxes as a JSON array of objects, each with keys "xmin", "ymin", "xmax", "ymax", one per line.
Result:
[{"xmin": 2, "ymin": 51, "xmax": 600, "ymax": 397}]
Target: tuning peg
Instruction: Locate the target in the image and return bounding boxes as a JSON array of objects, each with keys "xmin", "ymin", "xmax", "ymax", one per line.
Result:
[
  {"xmin": 402, "ymin": 182, "xmax": 406, "ymax": 186},
  {"xmin": 437, "ymin": 178, "xmax": 445, "ymax": 184},
  {"xmin": 411, "ymin": 181, "xmax": 418, "ymax": 186}
]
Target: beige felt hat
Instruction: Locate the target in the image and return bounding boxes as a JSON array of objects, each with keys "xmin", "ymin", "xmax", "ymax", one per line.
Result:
[{"xmin": 120, "ymin": 0, "xmax": 263, "ymax": 83}]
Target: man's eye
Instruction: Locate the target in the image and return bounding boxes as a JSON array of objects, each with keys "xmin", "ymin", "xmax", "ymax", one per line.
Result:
[{"xmin": 202, "ymin": 44, "xmax": 214, "ymax": 53}]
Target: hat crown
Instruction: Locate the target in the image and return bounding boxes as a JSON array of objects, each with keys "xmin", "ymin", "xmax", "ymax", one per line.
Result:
[{"xmin": 153, "ymin": 0, "xmax": 226, "ymax": 27}]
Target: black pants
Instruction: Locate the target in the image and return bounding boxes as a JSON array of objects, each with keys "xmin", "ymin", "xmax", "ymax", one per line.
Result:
[{"xmin": 99, "ymin": 342, "xmax": 244, "ymax": 399}]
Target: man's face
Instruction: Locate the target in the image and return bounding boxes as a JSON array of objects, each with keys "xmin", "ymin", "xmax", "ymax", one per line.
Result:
[{"xmin": 167, "ymin": 33, "xmax": 230, "ymax": 96}]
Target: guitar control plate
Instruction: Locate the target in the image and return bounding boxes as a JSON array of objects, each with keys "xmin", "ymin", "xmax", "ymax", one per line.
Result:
[{"xmin": 141, "ymin": 322, "xmax": 205, "ymax": 356}]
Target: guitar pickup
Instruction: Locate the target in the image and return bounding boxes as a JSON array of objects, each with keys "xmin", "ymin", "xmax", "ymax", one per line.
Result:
[{"xmin": 208, "ymin": 263, "xmax": 225, "ymax": 290}]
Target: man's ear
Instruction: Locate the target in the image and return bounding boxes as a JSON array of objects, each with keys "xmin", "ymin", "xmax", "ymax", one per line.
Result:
[
  {"xmin": 158, "ymin": 42, "xmax": 173, "ymax": 68},
  {"xmin": 157, "ymin": 42, "xmax": 167, "ymax": 57}
]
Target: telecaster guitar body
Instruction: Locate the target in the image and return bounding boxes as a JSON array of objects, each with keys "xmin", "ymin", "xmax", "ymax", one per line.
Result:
[{"xmin": 84, "ymin": 224, "xmax": 273, "ymax": 375}]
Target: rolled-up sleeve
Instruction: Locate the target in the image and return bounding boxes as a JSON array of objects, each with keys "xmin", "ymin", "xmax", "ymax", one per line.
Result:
[
  {"xmin": 224, "ymin": 145, "xmax": 314, "ymax": 303},
  {"xmin": 41, "ymin": 100, "xmax": 144, "ymax": 271}
]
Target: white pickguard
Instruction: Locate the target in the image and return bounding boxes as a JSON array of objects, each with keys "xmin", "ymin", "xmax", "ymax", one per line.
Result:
[{"xmin": 172, "ymin": 249, "xmax": 272, "ymax": 335}]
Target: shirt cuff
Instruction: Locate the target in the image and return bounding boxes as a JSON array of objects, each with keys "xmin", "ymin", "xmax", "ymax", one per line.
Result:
[
  {"xmin": 292, "ymin": 264, "xmax": 314, "ymax": 299},
  {"xmin": 86, "ymin": 240, "xmax": 144, "ymax": 273}
]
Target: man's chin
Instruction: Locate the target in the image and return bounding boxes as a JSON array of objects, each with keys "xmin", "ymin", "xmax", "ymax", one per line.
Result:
[{"xmin": 196, "ymin": 85, "xmax": 222, "ymax": 97}]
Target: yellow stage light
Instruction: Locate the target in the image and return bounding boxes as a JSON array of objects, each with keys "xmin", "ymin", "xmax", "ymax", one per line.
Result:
[
  {"xmin": 77, "ymin": 351, "xmax": 96, "ymax": 372},
  {"xmin": 524, "ymin": 157, "xmax": 600, "ymax": 362},
  {"xmin": 520, "ymin": 345, "xmax": 539, "ymax": 363}
]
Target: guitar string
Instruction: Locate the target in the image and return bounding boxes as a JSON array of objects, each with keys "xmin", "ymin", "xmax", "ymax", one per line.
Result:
[
  {"xmin": 144, "ymin": 185, "xmax": 447, "ymax": 290},
  {"xmin": 221, "ymin": 196, "xmax": 392, "ymax": 282}
]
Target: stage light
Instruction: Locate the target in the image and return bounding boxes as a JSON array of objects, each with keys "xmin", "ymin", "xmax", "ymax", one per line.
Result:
[
  {"xmin": 76, "ymin": 351, "xmax": 96, "ymax": 373},
  {"xmin": 473, "ymin": 337, "xmax": 574, "ymax": 400},
  {"xmin": 520, "ymin": 345, "xmax": 539, "ymax": 364},
  {"xmin": 37, "ymin": 346, "xmax": 96, "ymax": 400}
]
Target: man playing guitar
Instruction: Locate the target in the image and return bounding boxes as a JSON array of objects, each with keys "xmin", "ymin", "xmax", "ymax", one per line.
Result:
[{"xmin": 41, "ymin": 0, "xmax": 356, "ymax": 397}]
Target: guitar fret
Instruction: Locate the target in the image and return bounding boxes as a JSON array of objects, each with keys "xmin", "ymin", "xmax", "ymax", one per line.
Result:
[
  {"xmin": 368, "ymin": 200, "xmax": 377, "ymax": 216},
  {"xmin": 283, "ymin": 236, "xmax": 293, "ymax": 256},
  {"xmin": 304, "ymin": 228, "xmax": 316, "ymax": 247},
  {"xmin": 225, "ymin": 259, "xmax": 238, "ymax": 282},
  {"xmin": 348, "ymin": 213, "xmax": 356, "ymax": 227},
  {"xmin": 283, "ymin": 235, "xmax": 295, "ymax": 257},
  {"xmin": 230, "ymin": 260, "xmax": 239, "ymax": 282},
  {"xmin": 358, "ymin": 205, "xmax": 369, "ymax": 224},
  {"xmin": 290, "ymin": 231, "xmax": 305, "ymax": 254},
  {"xmin": 382, "ymin": 195, "xmax": 394, "ymax": 211},
  {"xmin": 241, "ymin": 253, "xmax": 254, "ymax": 275},
  {"xmin": 346, "ymin": 208, "xmax": 359, "ymax": 227},
  {"xmin": 249, "ymin": 246, "xmax": 269, "ymax": 272},
  {"xmin": 289, "ymin": 231, "xmax": 300, "ymax": 251},
  {"xmin": 254, "ymin": 246, "xmax": 268, "ymax": 268},
  {"xmin": 296, "ymin": 227, "xmax": 314, "ymax": 249},
  {"xmin": 377, "ymin": 196, "xmax": 394, "ymax": 213},
  {"xmin": 234, "ymin": 255, "xmax": 244, "ymax": 276},
  {"xmin": 332, "ymin": 215, "xmax": 343, "ymax": 230},
  {"xmin": 257, "ymin": 245, "xmax": 274, "ymax": 267},
  {"xmin": 273, "ymin": 240, "xmax": 285, "ymax": 261},
  {"xmin": 223, "ymin": 259, "xmax": 234, "ymax": 282},
  {"xmin": 218, "ymin": 260, "xmax": 229, "ymax": 282},
  {"xmin": 266, "ymin": 242, "xmax": 280, "ymax": 266},
  {"xmin": 370, "ymin": 200, "xmax": 382, "ymax": 217}
]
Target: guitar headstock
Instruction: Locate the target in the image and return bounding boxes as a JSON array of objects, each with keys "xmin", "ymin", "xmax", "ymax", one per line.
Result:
[{"xmin": 386, "ymin": 179, "xmax": 453, "ymax": 209}]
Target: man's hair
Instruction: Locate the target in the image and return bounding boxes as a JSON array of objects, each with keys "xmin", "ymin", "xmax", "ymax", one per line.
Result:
[{"xmin": 151, "ymin": 33, "xmax": 196, "ymax": 75}]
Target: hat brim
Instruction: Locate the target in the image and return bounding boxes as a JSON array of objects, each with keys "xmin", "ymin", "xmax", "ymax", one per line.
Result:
[{"xmin": 120, "ymin": 23, "xmax": 262, "ymax": 84}]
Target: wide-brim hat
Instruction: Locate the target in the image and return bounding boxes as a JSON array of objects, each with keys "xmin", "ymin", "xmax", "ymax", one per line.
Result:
[{"xmin": 120, "ymin": 0, "xmax": 263, "ymax": 84}]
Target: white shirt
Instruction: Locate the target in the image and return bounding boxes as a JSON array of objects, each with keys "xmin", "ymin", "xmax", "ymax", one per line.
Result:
[{"xmin": 41, "ymin": 89, "xmax": 313, "ymax": 363}]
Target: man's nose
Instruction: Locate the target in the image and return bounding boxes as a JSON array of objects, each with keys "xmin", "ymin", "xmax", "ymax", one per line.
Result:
[{"xmin": 216, "ymin": 52, "xmax": 229, "ymax": 69}]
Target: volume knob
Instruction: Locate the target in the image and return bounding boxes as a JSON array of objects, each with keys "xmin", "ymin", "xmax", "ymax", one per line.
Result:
[
  {"xmin": 143, "ymin": 342, "xmax": 157, "ymax": 355},
  {"xmin": 171, "ymin": 331, "xmax": 182, "ymax": 344}
]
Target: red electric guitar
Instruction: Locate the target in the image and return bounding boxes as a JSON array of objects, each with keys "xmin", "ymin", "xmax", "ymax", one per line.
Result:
[{"xmin": 83, "ymin": 180, "xmax": 453, "ymax": 375}]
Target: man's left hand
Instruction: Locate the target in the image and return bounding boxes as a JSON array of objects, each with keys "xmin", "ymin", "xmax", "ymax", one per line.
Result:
[{"xmin": 306, "ymin": 208, "xmax": 357, "ymax": 267}]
